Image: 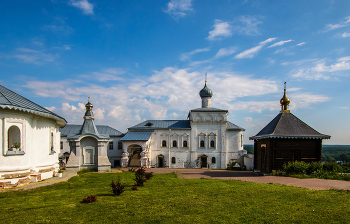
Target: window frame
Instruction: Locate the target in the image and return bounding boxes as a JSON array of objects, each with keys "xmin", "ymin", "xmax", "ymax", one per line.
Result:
[
  {"xmin": 172, "ymin": 140, "xmax": 177, "ymax": 148},
  {"xmin": 212, "ymin": 157, "xmax": 216, "ymax": 164},
  {"xmin": 109, "ymin": 141, "xmax": 114, "ymax": 150},
  {"xmin": 162, "ymin": 140, "xmax": 167, "ymax": 147},
  {"xmin": 171, "ymin": 157, "xmax": 176, "ymax": 164}
]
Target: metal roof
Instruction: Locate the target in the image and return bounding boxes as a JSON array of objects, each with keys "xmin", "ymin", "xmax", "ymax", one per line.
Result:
[
  {"xmin": 249, "ymin": 112, "xmax": 331, "ymax": 140},
  {"xmin": 227, "ymin": 121, "xmax": 245, "ymax": 131},
  {"xmin": 128, "ymin": 120, "xmax": 191, "ymax": 131},
  {"xmin": 60, "ymin": 124, "xmax": 123, "ymax": 138},
  {"xmin": 121, "ymin": 132, "xmax": 153, "ymax": 141},
  {"xmin": 190, "ymin": 107, "xmax": 228, "ymax": 112},
  {"xmin": 0, "ymin": 85, "xmax": 67, "ymax": 127}
]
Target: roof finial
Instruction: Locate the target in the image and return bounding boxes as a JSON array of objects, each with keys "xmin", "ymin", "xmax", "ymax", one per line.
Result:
[
  {"xmin": 88, "ymin": 96, "xmax": 90, "ymax": 103},
  {"xmin": 280, "ymin": 82, "xmax": 290, "ymax": 113},
  {"xmin": 205, "ymin": 73, "xmax": 207, "ymax": 84}
]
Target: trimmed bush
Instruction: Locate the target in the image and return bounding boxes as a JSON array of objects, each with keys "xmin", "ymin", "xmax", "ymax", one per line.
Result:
[
  {"xmin": 111, "ymin": 179, "xmax": 126, "ymax": 196},
  {"xmin": 283, "ymin": 161, "xmax": 309, "ymax": 175},
  {"xmin": 82, "ymin": 195, "xmax": 97, "ymax": 203},
  {"xmin": 226, "ymin": 161, "xmax": 240, "ymax": 170}
]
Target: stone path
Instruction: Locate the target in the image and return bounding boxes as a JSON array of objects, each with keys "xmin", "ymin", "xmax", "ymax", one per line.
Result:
[{"xmin": 0, "ymin": 170, "xmax": 77, "ymax": 193}]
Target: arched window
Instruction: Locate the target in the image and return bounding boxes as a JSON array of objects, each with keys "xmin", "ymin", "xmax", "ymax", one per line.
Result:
[
  {"xmin": 212, "ymin": 157, "xmax": 216, "ymax": 164},
  {"xmin": 173, "ymin": 140, "xmax": 177, "ymax": 147},
  {"xmin": 183, "ymin": 140, "xmax": 188, "ymax": 148},
  {"xmin": 50, "ymin": 132, "xmax": 54, "ymax": 151},
  {"xmin": 8, "ymin": 125, "xmax": 20, "ymax": 149},
  {"xmin": 210, "ymin": 140, "xmax": 215, "ymax": 148},
  {"xmin": 162, "ymin": 140, "xmax": 167, "ymax": 147},
  {"xmin": 171, "ymin": 157, "xmax": 176, "ymax": 164},
  {"xmin": 200, "ymin": 140, "xmax": 205, "ymax": 148}
]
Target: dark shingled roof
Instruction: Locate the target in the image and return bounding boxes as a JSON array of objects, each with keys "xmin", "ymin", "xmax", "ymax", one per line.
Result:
[
  {"xmin": 60, "ymin": 124, "xmax": 123, "ymax": 138},
  {"xmin": 128, "ymin": 120, "xmax": 191, "ymax": 131},
  {"xmin": 0, "ymin": 85, "xmax": 67, "ymax": 127},
  {"xmin": 249, "ymin": 112, "xmax": 330, "ymax": 140}
]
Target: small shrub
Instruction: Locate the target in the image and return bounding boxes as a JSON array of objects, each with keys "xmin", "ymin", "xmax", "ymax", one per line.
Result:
[
  {"xmin": 145, "ymin": 172, "xmax": 153, "ymax": 180},
  {"xmin": 132, "ymin": 185, "xmax": 138, "ymax": 190},
  {"xmin": 307, "ymin": 161, "xmax": 323, "ymax": 174},
  {"xmin": 135, "ymin": 167, "xmax": 146, "ymax": 177},
  {"xmin": 283, "ymin": 161, "xmax": 309, "ymax": 175},
  {"xmin": 134, "ymin": 174, "xmax": 145, "ymax": 186},
  {"xmin": 111, "ymin": 179, "xmax": 126, "ymax": 196},
  {"xmin": 323, "ymin": 162, "xmax": 341, "ymax": 172},
  {"xmin": 82, "ymin": 195, "xmax": 97, "ymax": 203}
]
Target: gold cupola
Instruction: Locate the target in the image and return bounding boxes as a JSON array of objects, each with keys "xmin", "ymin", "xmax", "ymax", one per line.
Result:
[
  {"xmin": 84, "ymin": 97, "xmax": 94, "ymax": 119},
  {"xmin": 280, "ymin": 82, "xmax": 290, "ymax": 113}
]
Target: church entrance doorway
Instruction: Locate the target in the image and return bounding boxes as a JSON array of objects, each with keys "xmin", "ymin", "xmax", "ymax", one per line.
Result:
[
  {"xmin": 157, "ymin": 155, "xmax": 164, "ymax": 168},
  {"xmin": 128, "ymin": 145, "xmax": 142, "ymax": 167},
  {"xmin": 201, "ymin": 155, "xmax": 207, "ymax": 168}
]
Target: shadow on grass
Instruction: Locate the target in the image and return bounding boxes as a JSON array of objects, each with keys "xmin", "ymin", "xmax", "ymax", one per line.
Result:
[{"xmin": 182, "ymin": 171, "xmax": 259, "ymax": 178}]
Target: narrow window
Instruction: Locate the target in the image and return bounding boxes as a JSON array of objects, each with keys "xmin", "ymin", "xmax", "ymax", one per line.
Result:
[
  {"xmin": 210, "ymin": 140, "xmax": 215, "ymax": 148},
  {"xmin": 173, "ymin": 140, "xmax": 177, "ymax": 147},
  {"xmin": 200, "ymin": 140, "xmax": 205, "ymax": 148},
  {"xmin": 162, "ymin": 140, "xmax": 167, "ymax": 147},
  {"xmin": 8, "ymin": 125, "xmax": 20, "ymax": 149},
  {"xmin": 50, "ymin": 132, "xmax": 54, "ymax": 152},
  {"xmin": 183, "ymin": 140, "xmax": 188, "ymax": 148},
  {"xmin": 118, "ymin": 141, "xmax": 123, "ymax": 150},
  {"xmin": 60, "ymin": 141, "xmax": 63, "ymax": 150},
  {"xmin": 171, "ymin": 157, "xmax": 176, "ymax": 164},
  {"xmin": 212, "ymin": 157, "xmax": 216, "ymax": 164},
  {"xmin": 109, "ymin": 141, "xmax": 114, "ymax": 150}
]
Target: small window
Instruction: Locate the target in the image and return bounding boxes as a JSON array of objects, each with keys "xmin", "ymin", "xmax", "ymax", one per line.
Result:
[
  {"xmin": 212, "ymin": 157, "xmax": 216, "ymax": 164},
  {"xmin": 171, "ymin": 157, "xmax": 176, "ymax": 164},
  {"xmin": 200, "ymin": 140, "xmax": 205, "ymax": 148},
  {"xmin": 210, "ymin": 140, "xmax": 215, "ymax": 148},
  {"xmin": 60, "ymin": 141, "xmax": 63, "ymax": 150},
  {"xmin": 162, "ymin": 140, "xmax": 167, "ymax": 147},
  {"xmin": 118, "ymin": 141, "xmax": 123, "ymax": 150},
  {"xmin": 8, "ymin": 125, "xmax": 21, "ymax": 149},
  {"xmin": 109, "ymin": 141, "xmax": 114, "ymax": 150},
  {"xmin": 183, "ymin": 140, "xmax": 188, "ymax": 148},
  {"xmin": 173, "ymin": 140, "xmax": 177, "ymax": 147},
  {"xmin": 50, "ymin": 132, "xmax": 54, "ymax": 152}
]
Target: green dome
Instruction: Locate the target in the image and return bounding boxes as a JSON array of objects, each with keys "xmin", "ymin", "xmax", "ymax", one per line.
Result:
[{"xmin": 199, "ymin": 82, "xmax": 213, "ymax": 98}]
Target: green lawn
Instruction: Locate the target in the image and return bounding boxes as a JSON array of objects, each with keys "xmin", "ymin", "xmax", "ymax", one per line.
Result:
[{"xmin": 1, "ymin": 171, "xmax": 350, "ymax": 223}]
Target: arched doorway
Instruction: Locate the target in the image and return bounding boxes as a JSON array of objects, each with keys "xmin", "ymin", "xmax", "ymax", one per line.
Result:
[
  {"xmin": 157, "ymin": 154, "xmax": 164, "ymax": 168},
  {"xmin": 128, "ymin": 145, "xmax": 142, "ymax": 167},
  {"xmin": 201, "ymin": 155, "xmax": 208, "ymax": 168}
]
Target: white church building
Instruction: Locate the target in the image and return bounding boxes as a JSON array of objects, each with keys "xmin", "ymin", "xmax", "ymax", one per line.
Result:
[
  {"xmin": 60, "ymin": 81, "xmax": 252, "ymax": 170},
  {"xmin": 120, "ymin": 81, "xmax": 249, "ymax": 169}
]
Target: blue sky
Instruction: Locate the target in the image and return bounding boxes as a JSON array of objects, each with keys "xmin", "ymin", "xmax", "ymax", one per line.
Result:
[{"xmin": 1, "ymin": 0, "xmax": 350, "ymax": 144}]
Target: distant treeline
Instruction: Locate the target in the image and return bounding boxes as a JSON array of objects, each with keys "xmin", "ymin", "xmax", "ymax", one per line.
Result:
[{"xmin": 243, "ymin": 145, "xmax": 350, "ymax": 163}]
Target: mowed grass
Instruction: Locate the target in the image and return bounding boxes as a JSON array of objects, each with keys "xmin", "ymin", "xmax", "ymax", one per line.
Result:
[{"xmin": 1, "ymin": 171, "xmax": 350, "ymax": 223}]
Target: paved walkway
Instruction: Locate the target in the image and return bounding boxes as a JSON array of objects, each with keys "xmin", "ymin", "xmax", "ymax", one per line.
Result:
[
  {"xmin": 123, "ymin": 168, "xmax": 350, "ymax": 190},
  {"xmin": 0, "ymin": 170, "xmax": 77, "ymax": 193},
  {"xmin": 2, "ymin": 168, "xmax": 350, "ymax": 192}
]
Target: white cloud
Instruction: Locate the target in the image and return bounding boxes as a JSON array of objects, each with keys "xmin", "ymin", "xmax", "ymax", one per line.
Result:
[
  {"xmin": 323, "ymin": 16, "xmax": 350, "ymax": 32},
  {"xmin": 189, "ymin": 59, "xmax": 210, "ymax": 66},
  {"xmin": 164, "ymin": 0, "xmax": 193, "ymax": 18},
  {"xmin": 45, "ymin": 106, "xmax": 56, "ymax": 111},
  {"xmin": 296, "ymin": 42, "xmax": 306, "ymax": 46},
  {"xmin": 69, "ymin": 0, "xmax": 94, "ymax": 15},
  {"xmin": 180, "ymin": 48, "xmax": 210, "ymax": 61},
  {"xmin": 24, "ymin": 66, "xmax": 328, "ymax": 131},
  {"xmin": 215, "ymin": 47, "xmax": 237, "ymax": 58},
  {"xmin": 291, "ymin": 57, "xmax": 350, "ymax": 80},
  {"xmin": 13, "ymin": 48, "xmax": 59, "ymax": 64},
  {"xmin": 341, "ymin": 32, "xmax": 350, "ymax": 38},
  {"xmin": 244, "ymin": 117, "xmax": 253, "ymax": 122},
  {"xmin": 274, "ymin": 48, "xmax": 284, "ymax": 54},
  {"xmin": 340, "ymin": 107, "xmax": 348, "ymax": 109},
  {"xmin": 207, "ymin": 20, "xmax": 232, "ymax": 41},
  {"xmin": 268, "ymin": 39, "xmax": 293, "ymax": 48},
  {"xmin": 233, "ymin": 16, "xmax": 262, "ymax": 36},
  {"xmin": 235, "ymin": 37, "xmax": 276, "ymax": 59},
  {"xmin": 81, "ymin": 68, "xmax": 125, "ymax": 82}
]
